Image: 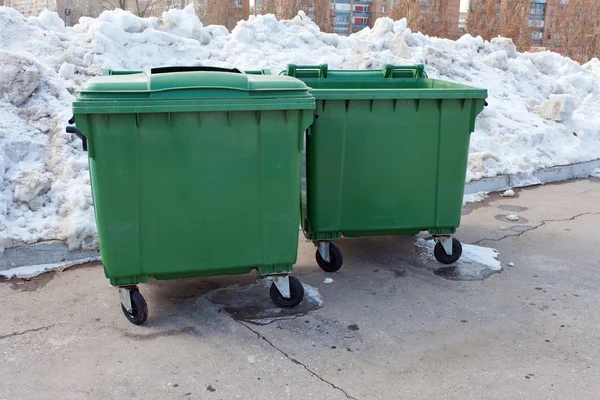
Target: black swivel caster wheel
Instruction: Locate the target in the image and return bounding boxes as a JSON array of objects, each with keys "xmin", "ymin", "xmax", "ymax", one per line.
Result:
[
  {"xmin": 270, "ymin": 276, "xmax": 305, "ymax": 308},
  {"xmin": 434, "ymin": 238, "xmax": 463, "ymax": 265},
  {"xmin": 315, "ymin": 243, "xmax": 343, "ymax": 272},
  {"xmin": 121, "ymin": 288, "xmax": 148, "ymax": 325}
]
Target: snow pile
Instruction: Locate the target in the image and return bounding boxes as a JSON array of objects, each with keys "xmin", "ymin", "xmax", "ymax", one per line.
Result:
[{"xmin": 0, "ymin": 5, "xmax": 599, "ymax": 254}]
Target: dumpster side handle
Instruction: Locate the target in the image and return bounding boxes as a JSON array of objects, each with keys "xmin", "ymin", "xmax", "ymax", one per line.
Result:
[
  {"xmin": 383, "ymin": 64, "xmax": 427, "ymax": 78},
  {"xmin": 286, "ymin": 64, "xmax": 328, "ymax": 78},
  {"xmin": 66, "ymin": 125, "xmax": 88, "ymax": 152}
]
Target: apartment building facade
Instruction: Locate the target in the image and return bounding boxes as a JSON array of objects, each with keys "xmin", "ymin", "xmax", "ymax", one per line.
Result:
[
  {"xmin": 527, "ymin": 0, "xmax": 556, "ymax": 46},
  {"xmin": 332, "ymin": 0, "xmax": 461, "ymax": 36}
]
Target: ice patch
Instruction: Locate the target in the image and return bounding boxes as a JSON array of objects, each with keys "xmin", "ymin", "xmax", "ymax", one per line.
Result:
[
  {"xmin": 0, "ymin": 256, "xmax": 100, "ymax": 279},
  {"xmin": 506, "ymin": 214, "xmax": 520, "ymax": 221},
  {"xmin": 323, "ymin": 277, "xmax": 334, "ymax": 284},
  {"xmin": 415, "ymin": 238, "xmax": 502, "ymax": 280},
  {"xmin": 500, "ymin": 189, "xmax": 515, "ymax": 197}
]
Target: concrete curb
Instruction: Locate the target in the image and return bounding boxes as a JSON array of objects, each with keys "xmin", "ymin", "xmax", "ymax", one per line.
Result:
[
  {"xmin": 1, "ymin": 159, "xmax": 599, "ymax": 272},
  {"xmin": 464, "ymin": 159, "xmax": 600, "ymax": 194}
]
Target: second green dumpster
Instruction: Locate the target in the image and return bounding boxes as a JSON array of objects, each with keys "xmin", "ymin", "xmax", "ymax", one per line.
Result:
[
  {"xmin": 285, "ymin": 64, "xmax": 488, "ymax": 272},
  {"xmin": 67, "ymin": 67, "xmax": 315, "ymax": 325}
]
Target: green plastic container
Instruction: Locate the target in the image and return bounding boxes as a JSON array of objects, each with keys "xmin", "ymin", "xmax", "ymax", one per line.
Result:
[
  {"xmin": 285, "ymin": 64, "xmax": 488, "ymax": 271},
  {"xmin": 68, "ymin": 67, "xmax": 315, "ymax": 324}
]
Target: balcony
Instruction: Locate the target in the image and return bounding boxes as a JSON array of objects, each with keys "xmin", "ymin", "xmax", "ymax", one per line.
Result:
[
  {"xmin": 352, "ymin": 24, "xmax": 369, "ymax": 31},
  {"xmin": 353, "ymin": 11, "xmax": 371, "ymax": 18}
]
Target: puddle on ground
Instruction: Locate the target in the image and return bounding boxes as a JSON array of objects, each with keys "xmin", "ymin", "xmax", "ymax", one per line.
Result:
[
  {"xmin": 207, "ymin": 283, "xmax": 324, "ymax": 325},
  {"xmin": 509, "ymin": 225, "xmax": 535, "ymax": 233},
  {"xmin": 498, "ymin": 205, "xmax": 529, "ymax": 212},
  {"xmin": 434, "ymin": 264, "xmax": 502, "ymax": 281},
  {"xmin": 415, "ymin": 238, "xmax": 502, "ymax": 281},
  {"xmin": 495, "ymin": 214, "xmax": 529, "ymax": 224}
]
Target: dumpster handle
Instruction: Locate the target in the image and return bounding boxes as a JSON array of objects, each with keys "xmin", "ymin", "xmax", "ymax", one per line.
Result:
[
  {"xmin": 66, "ymin": 125, "xmax": 87, "ymax": 152},
  {"xmin": 383, "ymin": 64, "xmax": 427, "ymax": 78},
  {"xmin": 286, "ymin": 64, "xmax": 328, "ymax": 78},
  {"xmin": 150, "ymin": 66, "xmax": 243, "ymax": 74}
]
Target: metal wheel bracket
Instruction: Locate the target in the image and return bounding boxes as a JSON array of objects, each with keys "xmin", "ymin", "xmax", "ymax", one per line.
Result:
[
  {"xmin": 435, "ymin": 236, "xmax": 453, "ymax": 256},
  {"xmin": 318, "ymin": 241, "xmax": 331, "ymax": 263},
  {"xmin": 119, "ymin": 287, "xmax": 133, "ymax": 313},
  {"xmin": 272, "ymin": 275, "xmax": 291, "ymax": 299}
]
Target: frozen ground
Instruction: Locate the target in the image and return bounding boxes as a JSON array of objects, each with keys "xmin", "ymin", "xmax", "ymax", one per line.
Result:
[{"xmin": 0, "ymin": 5, "xmax": 599, "ymax": 256}]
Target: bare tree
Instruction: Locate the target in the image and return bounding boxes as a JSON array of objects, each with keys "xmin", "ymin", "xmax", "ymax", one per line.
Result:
[
  {"xmin": 466, "ymin": 0, "xmax": 500, "ymax": 41},
  {"xmin": 313, "ymin": 0, "xmax": 333, "ymax": 32},
  {"xmin": 498, "ymin": 0, "xmax": 531, "ymax": 51},
  {"xmin": 390, "ymin": 0, "xmax": 423, "ymax": 32},
  {"xmin": 99, "ymin": 0, "xmax": 165, "ymax": 17},
  {"xmin": 391, "ymin": 0, "xmax": 452, "ymax": 38},
  {"xmin": 207, "ymin": 0, "xmax": 237, "ymax": 28},
  {"xmin": 100, "ymin": 0, "xmax": 129, "ymax": 11},
  {"xmin": 257, "ymin": 0, "xmax": 332, "ymax": 32},
  {"xmin": 552, "ymin": 0, "xmax": 600, "ymax": 62},
  {"xmin": 262, "ymin": 0, "xmax": 277, "ymax": 14}
]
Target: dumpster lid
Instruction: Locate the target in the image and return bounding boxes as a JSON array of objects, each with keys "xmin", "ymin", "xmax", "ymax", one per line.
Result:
[{"xmin": 77, "ymin": 67, "xmax": 311, "ymax": 100}]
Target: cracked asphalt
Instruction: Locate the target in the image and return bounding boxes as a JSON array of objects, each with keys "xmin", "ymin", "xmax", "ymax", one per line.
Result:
[{"xmin": 1, "ymin": 179, "xmax": 599, "ymax": 400}]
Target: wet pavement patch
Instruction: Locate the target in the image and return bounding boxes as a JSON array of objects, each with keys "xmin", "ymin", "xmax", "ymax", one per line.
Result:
[
  {"xmin": 8, "ymin": 273, "xmax": 56, "ymax": 292},
  {"xmin": 498, "ymin": 205, "xmax": 529, "ymax": 212},
  {"xmin": 495, "ymin": 214, "xmax": 529, "ymax": 224},
  {"xmin": 509, "ymin": 225, "xmax": 535, "ymax": 233},
  {"xmin": 434, "ymin": 265, "xmax": 501, "ymax": 281},
  {"xmin": 206, "ymin": 283, "xmax": 324, "ymax": 325},
  {"xmin": 415, "ymin": 238, "xmax": 502, "ymax": 281}
]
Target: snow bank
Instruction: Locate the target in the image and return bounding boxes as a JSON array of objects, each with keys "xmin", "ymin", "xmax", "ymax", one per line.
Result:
[{"xmin": 0, "ymin": 5, "xmax": 599, "ymax": 253}]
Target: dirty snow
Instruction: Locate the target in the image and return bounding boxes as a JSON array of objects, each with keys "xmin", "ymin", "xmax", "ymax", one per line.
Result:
[
  {"xmin": 463, "ymin": 192, "xmax": 488, "ymax": 204},
  {"xmin": 500, "ymin": 189, "xmax": 515, "ymax": 197},
  {"xmin": 1, "ymin": 6, "xmax": 600, "ymax": 253},
  {"xmin": 0, "ymin": 256, "xmax": 100, "ymax": 279},
  {"xmin": 323, "ymin": 277, "xmax": 334, "ymax": 284}
]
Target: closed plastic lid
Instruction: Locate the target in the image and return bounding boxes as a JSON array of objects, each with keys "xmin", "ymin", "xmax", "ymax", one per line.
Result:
[{"xmin": 77, "ymin": 67, "xmax": 311, "ymax": 101}]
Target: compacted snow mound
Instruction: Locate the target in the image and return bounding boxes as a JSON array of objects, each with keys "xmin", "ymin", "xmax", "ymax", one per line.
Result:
[{"xmin": 0, "ymin": 5, "xmax": 599, "ymax": 253}]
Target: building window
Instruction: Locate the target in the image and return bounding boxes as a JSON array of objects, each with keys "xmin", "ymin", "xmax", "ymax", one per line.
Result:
[
  {"xmin": 235, "ymin": 0, "xmax": 242, "ymax": 8},
  {"xmin": 382, "ymin": 6, "xmax": 386, "ymax": 13}
]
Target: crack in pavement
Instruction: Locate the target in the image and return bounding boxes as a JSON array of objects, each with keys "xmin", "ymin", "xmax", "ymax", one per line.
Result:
[
  {"xmin": 473, "ymin": 212, "xmax": 600, "ymax": 245},
  {"xmin": 0, "ymin": 323, "xmax": 59, "ymax": 340},
  {"xmin": 238, "ymin": 321, "xmax": 358, "ymax": 400}
]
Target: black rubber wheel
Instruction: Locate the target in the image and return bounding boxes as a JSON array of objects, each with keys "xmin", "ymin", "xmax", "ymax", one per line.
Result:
[
  {"xmin": 121, "ymin": 289, "xmax": 148, "ymax": 325},
  {"xmin": 434, "ymin": 238, "xmax": 463, "ymax": 265},
  {"xmin": 315, "ymin": 243, "xmax": 343, "ymax": 272},
  {"xmin": 270, "ymin": 276, "xmax": 305, "ymax": 308}
]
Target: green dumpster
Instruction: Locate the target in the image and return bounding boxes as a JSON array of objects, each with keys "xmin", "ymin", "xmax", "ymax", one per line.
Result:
[
  {"xmin": 284, "ymin": 64, "xmax": 487, "ymax": 272},
  {"xmin": 67, "ymin": 67, "xmax": 315, "ymax": 325}
]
